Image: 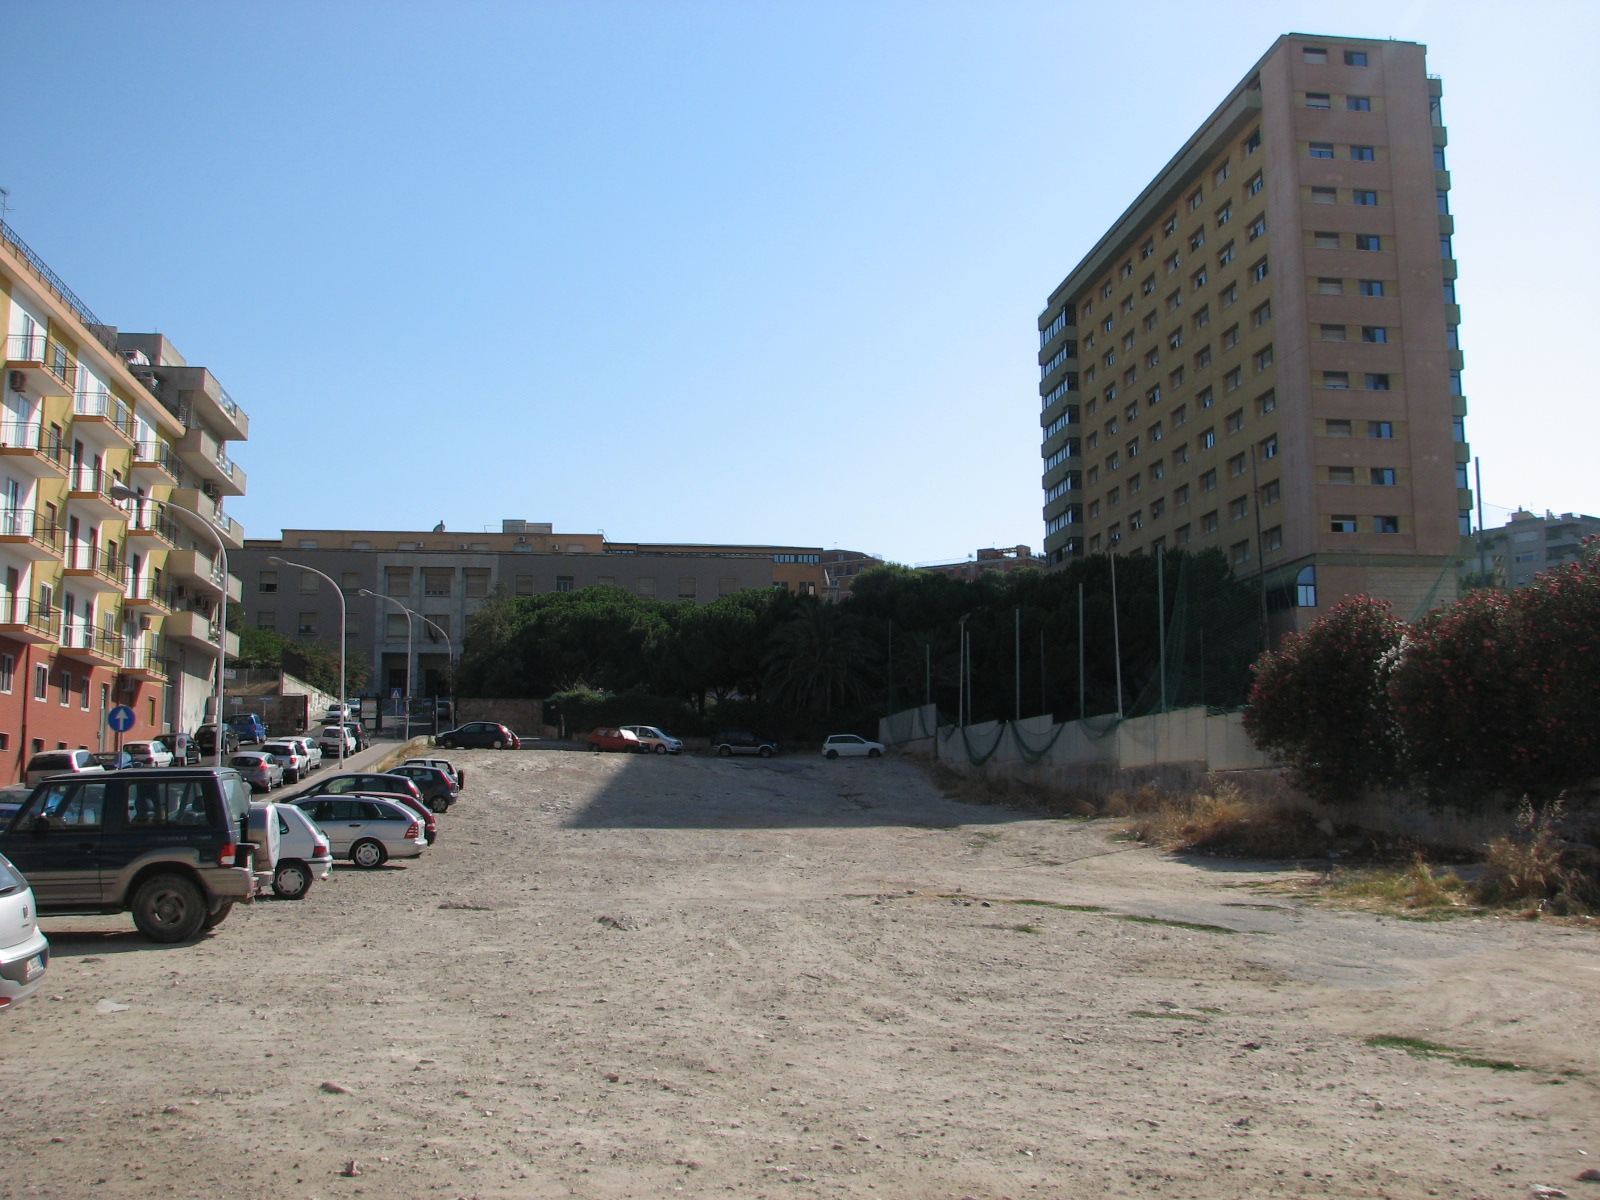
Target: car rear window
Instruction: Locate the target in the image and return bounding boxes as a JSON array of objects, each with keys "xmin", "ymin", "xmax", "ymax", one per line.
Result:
[
  {"xmin": 28, "ymin": 754, "xmax": 72, "ymax": 771},
  {"xmin": 0, "ymin": 854, "xmax": 24, "ymax": 892}
]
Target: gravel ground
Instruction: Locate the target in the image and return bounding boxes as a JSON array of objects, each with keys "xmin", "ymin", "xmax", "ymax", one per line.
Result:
[{"xmin": 1, "ymin": 748, "xmax": 1595, "ymax": 1200}]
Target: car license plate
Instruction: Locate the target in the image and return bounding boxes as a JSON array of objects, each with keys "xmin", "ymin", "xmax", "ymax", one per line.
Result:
[{"xmin": 23, "ymin": 954, "xmax": 44, "ymax": 982}]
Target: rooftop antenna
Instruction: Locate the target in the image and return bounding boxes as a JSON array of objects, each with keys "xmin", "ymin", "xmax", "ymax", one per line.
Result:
[{"xmin": 0, "ymin": 187, "xmax": 11, "ymax": 225}]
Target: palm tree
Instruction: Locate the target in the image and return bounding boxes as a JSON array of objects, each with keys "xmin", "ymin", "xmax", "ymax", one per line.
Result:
[{"xmin": 763, "ymin": 606, "xmax": 879, "ymax": 714}]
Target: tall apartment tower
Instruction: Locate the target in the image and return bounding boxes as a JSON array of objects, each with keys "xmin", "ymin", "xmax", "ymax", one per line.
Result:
[{"xmin": 1038, "ymin": 35, "xmax": 1467, "ymax": 633}]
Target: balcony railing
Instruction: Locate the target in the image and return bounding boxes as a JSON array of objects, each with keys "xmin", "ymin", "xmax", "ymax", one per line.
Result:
[
  {"xmin": 64, "ymin": 543, "xmax": 126, "ymax": 581},
  {"xmin": 61, "ymin": 622, "xmax": 125, "ymax": 659},
  {"xmin": 0, "ymin": 421, "xmax": 67, "ymax": 467},
  {"xmin": 69, "ymin": 464, "xmax": 119, "ymax": 497},
  {"xmin": 126, "ymin": 577, "xmax": 176, "ymax": 608},
  {"xmin": 0, "ymin": 599, "xmax": 59, "ymax": 639},
  {"xmin": 0, "ymin": 509, "xmax": 63, "ymax": 550},
  {"xmin": 126, "ymin": 510, "xmax": 182, "ymax": 544},
  {"xmin": 214, "ymin": 452, "xmax": 236, "ymax": 479},
  {"xmin": 4, "ymin": 332, "xmax": 77, "ymax": 391},
  {"xmin": 71, "ymin": 391, "xmax": 136, "ymax": 440},
  {"xmin": 134, "ymin": 439, "xmax": 180, "ymax": 478},
  {"xmin": 121, "ymin": 643, "xmax": 169, "ymax": 679}
]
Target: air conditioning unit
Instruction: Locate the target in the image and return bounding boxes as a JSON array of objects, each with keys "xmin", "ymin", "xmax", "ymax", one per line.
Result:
[
  {"xmin": 116, "ymin": 675, "xmax": 136, "ymax": 696},
  {"xmin": 201, "ymin": 480, "xmax": 218, "ymax": 497},
  {"xmin": 516, "ymin": 535, "xmax": 527, "ymax": 543},
  {"xmin": 173, "ymin": 585, "xmax": 188, "ymax": 598},
  {"xmin": 7, "ymin": 371, "xmax": 24, "ymax": 393},
  {"xmin": 139, "ymin": 615, "xmax": 153, "ymax": 631}
]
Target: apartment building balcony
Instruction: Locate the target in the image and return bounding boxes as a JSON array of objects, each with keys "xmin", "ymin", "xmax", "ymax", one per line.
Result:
[
  {"xmin": 166, "ymin": 547, "xmax": 242, "ymax": 601},
  {"xmin": 63, "ymin": 543, "xmax": 127, "ymax": 592},
  {"xmin": 168, "ymin": 488, "xmax": 243, "ymax": 549},
  {"xmin": 124, "ymin": 578, "xmax": 175, "ymax": 614},
  {"xmin": 143, "ymin": 364, "xmax": 249, "ymax": 442},
  {"xmin": 67, "ymin": 465, "xmax": 127, "ymax": 520},
  {"xmin": 59, "ymin": 622, "xmax": 124, "ymax": 667},
  {"xmin": 124, "ymin": 510, "xmax": 181, "ymax": 548},
  {"xmin": 0, "ymin": 510, "xmax": 63, "ymax": 559},
  {"xmin": 120, "ymin": 643, "xmax": 169, "ymax": 682},
  {"xmin": 131, "ymin": 438, "xmax": 181, "ymax": 487},
  {"xmin": 70, "ymin": 391, "xmax": 136, "ymax": 448},
  {"xmin": 164, "ymin": 608, "xmax": 237, "ymax": 654},
  {"xmin": 0, "ymin": 422, "xmax": 68, "ymax": 479},
  {"xmin": 0, "ymin": 599, "xmax": 60, "ymax": 644},
  {"xmin": 4, "ymin": 332, "xmax": 76, "ymax": 396},
  {"xmin": 174, "ymin": 424, "xmax": 246, "ymax": 497}
]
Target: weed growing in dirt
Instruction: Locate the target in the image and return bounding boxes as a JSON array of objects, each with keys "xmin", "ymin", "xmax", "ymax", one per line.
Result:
[
  {"xmin": 1474, "ymin": 797, "xmax": 1597, "ymax": 916},
  {"xmin": 1012, "ymin": 923, "xmax": 1043, "ymax": 935},
  {"xmin": 1366, "ymin": 1035, "xmax": 1526, "ymax": 1072},
  {"xmin": 1130, "ymin": 1009, "xmax": 1207, "ymax": 1022},
  {"xmin": 1008, "ymin": 898, "xmax": 1106, "ymax": 912},
  {"xmin": 1318, "ymin": 853, "xmax": 1474, "ymax": 915}
]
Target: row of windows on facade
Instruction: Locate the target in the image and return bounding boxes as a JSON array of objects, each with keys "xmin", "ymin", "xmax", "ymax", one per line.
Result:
[
  {"xmin": 0, "ymin": 656, "xmax": 156, "ymax": 722},
  {"xmin": 1077, "ymin": 133, "xmax": 1264, "ymax": 323},
  {"xmin": 1080, "ymin": 511, "xmax": 1403, "ymax": 560},
  {"xmin": 1302, "ymin": 46, "xmax": 1371, "ymax": 66}
]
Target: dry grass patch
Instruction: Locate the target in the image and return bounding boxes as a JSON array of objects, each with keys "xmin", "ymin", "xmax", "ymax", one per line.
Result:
[{"xmin": 1117, "ymin": 781, "xmax": 1341, "ymax": 860}]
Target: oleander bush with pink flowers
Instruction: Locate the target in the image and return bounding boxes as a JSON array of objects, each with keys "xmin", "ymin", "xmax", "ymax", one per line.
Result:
[{"xmin": 1246, "ymin": 539, "xmax": 1600, "ymax": 811}]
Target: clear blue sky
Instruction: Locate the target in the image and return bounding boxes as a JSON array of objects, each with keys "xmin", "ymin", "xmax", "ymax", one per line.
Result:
[{"xmin": 3, "ymin": 0, "xmax": 1594, "ymax": 564}]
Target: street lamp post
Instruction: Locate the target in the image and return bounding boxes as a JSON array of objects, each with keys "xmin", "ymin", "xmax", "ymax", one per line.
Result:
[
  {"xmin": 272, "ymin": 556, "xmax": 347, "ymax": 767},
  {"xmin": 110, "ymin": 485, "xmax": 229, "ymax": 767},
  {"xmin": 357, "ymin": 589, "xmax": 412, "ymax": 737}
]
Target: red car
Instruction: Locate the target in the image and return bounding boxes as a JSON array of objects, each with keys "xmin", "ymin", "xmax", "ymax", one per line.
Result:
[{"xmin": 586, "ymin": 727, "xmax": 643, "ymax": 753}]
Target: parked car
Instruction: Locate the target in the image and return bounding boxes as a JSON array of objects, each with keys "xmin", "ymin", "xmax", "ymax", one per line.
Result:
[
  {"xmin": 91, "ymin": 750, "xmax": 135, "ymax": 771},
  {"xmin": 622, "ymin": 725, "xmax": 684, "ymax": 755},
  {"xmin": 401, "ymin": 756, "xmax": 464, "ymax": 788},
  {"xmin": 23, "ymin": 749, "xmax": 106, "ymax": 786},
  {"xmin": 260, "ymin": 802, "xmax": 333, "ymax": 900},
  {"xmin": 123, "ymin": 740, "xmax": 176, "ymax": 768},
  {"xmin": 0, "ymin": 850, "xmax": 49, "ymax": 1010},
  {"xmin": 317, "ymin": 725, "xmax": 357, "ymax": 758},
  {"xmin": 262, "ymin": 740, "xmax": 310, "ymax": 783},
  {"xmin": 323, "ymin": 703, "xmax": 357, "ymax": 724},
  {"xmin": 0, "ymin": 785, "xmax": 31, "ymax": 828},
  {"xmin": 437, "ymin": 722, "xmax": 519, "ymax": 750},
  {"xmin": 821, "ymin": 734, "xmax": 886, "ymax": 759},
  {"xmin": 711, "ymin": 729, "xmax": 779, "ymax": 758},
  {"xmin": 293, "ymin": 773, "xmax": 436, "ymax": 843},
  {"xmin": 0, "ymin": 768, "xmax": 267, "ymax": 941},
  {"xmin": 230, "ymin": 752, "xmax": 286, "ymax": 793},
  {"xmin": 343, "ymin": 722, "xmax": 371, "ymax": 752},
  {"xmin": 153, "ymin": 732, "xmax": 200, "ymax": 766},
  {"xmin": 382, "ymin": 764, "xmax": 459, "ymax": 812},
  {"xmin": 587, "ymin": 727, "xmax": 643, "ymax": 753},
  {"xmin": 292, "ymin": 796, "xmax": 426, "ymax": 868},
  {"xmin": 287, "ymin": 736, "xmax": 322, "ymax": 773},
  {"xmin": 195, "ymin": 724, "xmax": 241, "ymax": 757},
  {"xmin": 224, "ymin": 713, "xmax": 268, "ymax": 746}
]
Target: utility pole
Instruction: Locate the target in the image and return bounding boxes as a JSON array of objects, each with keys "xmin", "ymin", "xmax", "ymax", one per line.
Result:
[
  {"xmin": 1109, "ymin": 546, "xmax": 1124, "ymax": 719},
  {"xmin": 1156, "ymin": 543, "xmax": 1167, "ymax": 714},
  {"xmin": 1076, "ymin": 582, "xmax": 1085, "ymax": 721},
  {"xmin": 1013, "ymin": 607, "xmax": 1021, "ymax": 722}
]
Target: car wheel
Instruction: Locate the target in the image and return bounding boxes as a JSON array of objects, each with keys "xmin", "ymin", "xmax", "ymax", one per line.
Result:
[
  {"xmin": 272, "ymin": 859, "xmax": 313, "ymax": 900},
  {"xmin": 826, "ymin": 749, "xmax": 839, "ymax": 759},
  {"xmin": 131, "ymin": 873, "xmax": 207, "ymax": 943},
  {"xmin": 717, "ymin": 746, "xmax": 732, "ymax": 758},
  {"xmin": 350, "ymin": 839, "xmax": 388, "ymax": 869},
  {"xmin": 202, "ymin": 902, "xmax": 234, "ymax": 930},
  {"xmin": 758, "ymin": 746, "xmax": 773, "ymax": 759},
  {"xmin": 868, "ymin": 748, "xmax": 882, "ymax": 758},
  {"xmin": 491, "ymin": 739, "xmax": 505, "ymax": 750},
  {"xmin": 440, "ymin": 737, "xmax": 457, "ymax": 749},
  {"xmin": 588, "ymin": 743, "xmax": 600, "ymax": 752},
  {"xmin": 653, "ymin": 744, "xmax": 667, "ymax": 755}
]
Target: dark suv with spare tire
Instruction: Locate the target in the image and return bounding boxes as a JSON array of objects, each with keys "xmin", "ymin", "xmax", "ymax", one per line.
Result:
[{"xmin": 0, "ymin": 768, "xmax": 266, "ymax": 943}]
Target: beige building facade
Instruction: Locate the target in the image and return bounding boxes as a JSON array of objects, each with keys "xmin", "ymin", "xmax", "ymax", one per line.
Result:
[
  {"xmin": 234, "ymin": 522, "xmax": 826, "ymax": 698},
  {"xmin": 1039, "ymin": 34, "xmax": 1467, "ymax": 630}
]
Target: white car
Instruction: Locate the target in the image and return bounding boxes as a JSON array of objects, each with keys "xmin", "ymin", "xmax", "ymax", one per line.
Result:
[
  {"xmin": 260, "ymin": 802, "xmax": 334, "ymax": 900},
  {"xmin": 317, "ymin": 725, "xmax": 357, "ymax": 758},
  {"xmin": 292, "ymin": 796, "xmax": 427, "ymax": 869},
  {"xmin": 821, "ymin": 734, "xmax": 885, "ymax": 759},
  {"xmin": 122, "ymin": 740, "xmax": 175, "ymax": 768},
  {"xmin": 288, "ymin": 736, "xmax": 322, "ymax": 772},
  {"xmin": 262, "ymin": 740, "xmax": 310, "ymax": 783},
  {"xmin": 622, "ymin": 725, "xmax": 684, "ymax": 755},
  {"xmin": 0, "ymin": 850, "xmax": 49, "ymax": 1010}
]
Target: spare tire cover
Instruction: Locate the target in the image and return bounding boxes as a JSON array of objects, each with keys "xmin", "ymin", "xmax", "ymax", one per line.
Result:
[{"xmin": 245, "ymin": 803, "xmax": 282, "ymax": 871}]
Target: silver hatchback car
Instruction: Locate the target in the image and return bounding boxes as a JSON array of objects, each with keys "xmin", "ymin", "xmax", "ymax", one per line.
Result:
[
  {"xmin": 0, "ymin": 851, "xmax": 50, "ymax": 1010},
  {"xmin": 292, "ymin": 796, "xmax": 427, "ymax": 869}
]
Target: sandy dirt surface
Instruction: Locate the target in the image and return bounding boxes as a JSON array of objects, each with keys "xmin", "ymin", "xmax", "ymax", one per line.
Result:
[{"xmin": 2, "ymin": 748, "xmax": 1597, "ymax": 1200}]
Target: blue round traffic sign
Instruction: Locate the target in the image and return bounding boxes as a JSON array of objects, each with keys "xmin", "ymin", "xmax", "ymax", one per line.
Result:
[{"xmin": 107, "ymin": 705, "xmax": 137, "ymax": 732}]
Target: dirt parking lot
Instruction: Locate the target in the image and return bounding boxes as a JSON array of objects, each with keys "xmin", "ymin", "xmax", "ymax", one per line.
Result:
[{"xmin": 2, "ymin": 748, "xmax": 1596, "ymax": 1200}]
